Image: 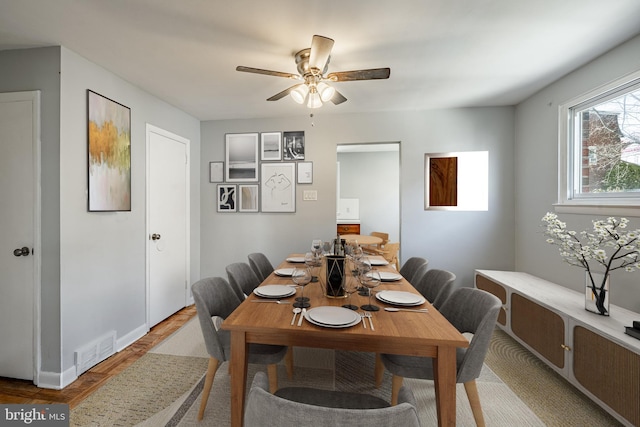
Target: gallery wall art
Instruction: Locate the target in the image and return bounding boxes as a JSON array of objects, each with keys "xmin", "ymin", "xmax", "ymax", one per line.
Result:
[{"xmin": 87, "ymin": 90, "xmax": 131, "ymax": 212}]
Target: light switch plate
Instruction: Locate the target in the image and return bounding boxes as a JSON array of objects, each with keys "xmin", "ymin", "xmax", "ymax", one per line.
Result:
[{"xmin": 303, "ymin": 190, "xmax": 318, "ymax": 201}]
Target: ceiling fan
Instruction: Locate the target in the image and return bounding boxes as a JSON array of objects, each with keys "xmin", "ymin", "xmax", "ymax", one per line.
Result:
[{"xmin": 236, "ymin": 35, "xmax": 391, "ymax": 108}]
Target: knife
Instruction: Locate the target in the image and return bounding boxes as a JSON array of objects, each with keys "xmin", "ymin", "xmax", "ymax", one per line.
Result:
[{"xmin": 297, "ymin": 308, "xmax": 306, "ymax": 326}]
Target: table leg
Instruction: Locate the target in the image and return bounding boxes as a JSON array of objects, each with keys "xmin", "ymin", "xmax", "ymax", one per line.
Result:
[
  {"xmin": 433, "ymin": 346, "xmax": 457, "ymax": 427},
  {"xmin": 229, "ymin": 331, "xmax": 248, "ymax": 427}
]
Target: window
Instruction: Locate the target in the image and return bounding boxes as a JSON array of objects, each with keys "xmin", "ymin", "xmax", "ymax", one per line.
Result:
[{"xmin": 558, "ymin": 70, "xmax": 640, "ymax": 215}]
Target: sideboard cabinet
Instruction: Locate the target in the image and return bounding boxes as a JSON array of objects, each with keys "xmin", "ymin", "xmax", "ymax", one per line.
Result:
[{"xmin": 475, "ymin": 270, "xmax": 640, "ymax": 427}]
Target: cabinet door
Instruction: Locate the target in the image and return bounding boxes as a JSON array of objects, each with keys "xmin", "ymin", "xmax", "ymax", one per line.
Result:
[
  {"xmin": 572, "ymin": 324, "xmax": 640, "ymax": 426},
  {"xmin": 511, "ymin": 293, "xmax": 566, "ymax": 369},
  {"xmin": 475, "ymin": 275, "xmax": 507, "ymax": 326}
]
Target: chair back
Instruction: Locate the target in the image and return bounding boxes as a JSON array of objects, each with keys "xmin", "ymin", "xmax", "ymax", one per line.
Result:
[
  {"xmin": 439, "ymin": 287, "xmax": 501, "ymax": 383},
  {"xmin": 370, "ymin": 231, "xmax": 389, "ymax": 249},
  {"xmin": 381, "ymin": 242, "xmax": 400, "ymax": 270},
  {"xmin": 226, "ymin": 262, "xmax": 261, "ymax": 299},
  {"xmin": 399, "ymin": 257, "xmax": 428, "ymax": 283},
  {"xmin": 414, "ymin": 269, "xmax": 456, "ymax": 309},
  {"xmin": 244, "ymin": 372, "xmax": 421, "ymax": 427},
  {"xmin": 191, "ymin": 277, "xmax": 242, "ymax": 362},
  {"xmin": 248, "ymin": 252, "xmax": 274, "ymax": 282}
]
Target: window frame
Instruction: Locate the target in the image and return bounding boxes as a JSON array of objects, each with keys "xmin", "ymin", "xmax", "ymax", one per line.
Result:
[{"xmin": 557, "ymin": 68, "xmax": 640, "ymax": 217}]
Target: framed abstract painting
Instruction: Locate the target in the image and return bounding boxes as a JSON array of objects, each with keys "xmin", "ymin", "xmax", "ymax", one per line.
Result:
[{"xmin": 87, "ymin": 90, "xmax": 131, "ymax": 211}]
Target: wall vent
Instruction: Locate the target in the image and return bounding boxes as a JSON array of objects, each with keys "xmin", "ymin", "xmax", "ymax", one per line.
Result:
[{"xmin": 74, "ymin": 331, "xmax": 116, "ymax": 376}]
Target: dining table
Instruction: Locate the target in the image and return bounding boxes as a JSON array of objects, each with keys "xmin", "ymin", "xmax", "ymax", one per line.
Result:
[
  {"xmin": 221, "ymin": 254, "xmax": 469, "ymax": 427},
  {"xmin": 339, "ymin": 234, "xmax": 383, "ymax": 246}
]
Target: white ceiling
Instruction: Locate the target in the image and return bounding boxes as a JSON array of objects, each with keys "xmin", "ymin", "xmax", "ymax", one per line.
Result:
[{"xmin": 2, "ymin": 0, "xmax": 640, "ymax": 121}]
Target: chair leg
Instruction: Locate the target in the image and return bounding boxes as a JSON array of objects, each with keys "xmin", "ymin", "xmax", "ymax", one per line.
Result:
[
  {"xmin": 374, "ymin": 353, "xmax": 385, "ymax": 388},
  {"xmin": 390, "ymin": 375, "xmax": 404, "ymax": 405},
  {"xmin": 267, "ymin": 364, "xmax": 278, "ymax": 393},
  {"xmin": 285, "ymin": 347, "xmax": 294, "ymax": 379},
  {"xmin": 464, "ymin": 380, "xmax": 486, "ymax": 427},
  {"xmin": 197, "ymin": 357, "xmax": 220, "ymax": 421}
]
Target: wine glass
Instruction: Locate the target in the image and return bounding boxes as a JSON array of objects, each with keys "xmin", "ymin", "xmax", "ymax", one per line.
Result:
[
  {"xmin": 342, "ymin": 275, "xmax": 359, "ymax": 310},
  {"xmin": 360, "ymin": 269, "xmax": 381, "ymax": 311},
  {"xmin": 357, "ymin": 257, "xmax": 372, "ymax": 295},
  {"xmin": 304, "ymin": 251, "xmax": 320, "ymax": 282},
  {"xmin": 311, "ymin": 239, "xmax": 323, "ymax": 257},
  {"xmin": 292, "ymin": 267, "xmax": 312, "ymax": 308}
]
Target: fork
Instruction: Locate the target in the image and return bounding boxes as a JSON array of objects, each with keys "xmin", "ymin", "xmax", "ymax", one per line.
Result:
[
  {"xmin": 364, "ymin": 312, "xmax": 374, "ymax": 330},
  {"xmin": 359, "ymin": 312, "xmax": 367, "ymax": 329}
]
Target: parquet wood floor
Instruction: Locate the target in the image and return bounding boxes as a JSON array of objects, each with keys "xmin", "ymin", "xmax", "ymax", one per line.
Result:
[{"xmin": 0, "ymin": 305, "xmax": 196, "ymax": 408}]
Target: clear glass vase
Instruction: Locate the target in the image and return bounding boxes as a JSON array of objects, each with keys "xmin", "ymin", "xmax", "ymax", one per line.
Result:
[{"xmin": 585, "ymin": 271, "xmax": 610, "ymax": 316}]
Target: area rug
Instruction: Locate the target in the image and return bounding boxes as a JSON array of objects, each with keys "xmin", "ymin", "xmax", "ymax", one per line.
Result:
[
  {"xmin": 130, "ymin": 318, "xmax": 544, "ymax": 427},
  {"xmin": 70, "ymin": 353, "xmax": 208, "ymax": 426}
]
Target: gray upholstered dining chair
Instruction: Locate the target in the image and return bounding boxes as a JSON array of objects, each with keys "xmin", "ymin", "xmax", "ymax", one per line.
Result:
[
  {"xmin": 225, "ymin": 262, "xmax": 261, "ymax": 299},
  {"xmin": 375, "ymin": 287, "xmax": 501, "ymax": 427},
  {"xmin": 399, "ymin": 257, "xmax": 428, "ymax": 283},
  {"xmin": 414, "ymin": 269, "xmax": 456, "ymax": 309},
  {"xmin": 247, "ymin": 252, "xmax": 274, "ymax": 282},
  {"xmin": 191, "ymin": 277, "xmax": 289, "ymax": 421},
  {"xmin": 244, "ymin": 371, "xmax": 422, "ymax": 427}
]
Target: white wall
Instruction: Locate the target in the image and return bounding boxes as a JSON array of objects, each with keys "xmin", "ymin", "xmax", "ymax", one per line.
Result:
[
  {"xmin": 201, "ymin": 107, "xmax": 515, "ymax": 290},
  {"xmin": 57, "ymin": 47, "xmax": 201, "ymax": 381},
  {"xmin": 515, "ymin": 34, "xmax": 640, "ymax": 313}
]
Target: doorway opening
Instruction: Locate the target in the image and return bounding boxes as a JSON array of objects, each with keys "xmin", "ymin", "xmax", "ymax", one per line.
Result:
[{"xmin": 336, "ymin": 142, "xmax": 400, "ymax": 246}]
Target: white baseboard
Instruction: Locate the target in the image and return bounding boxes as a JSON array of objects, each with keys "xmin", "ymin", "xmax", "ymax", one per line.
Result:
[
  {"xmin": 117, "ymin": 323, "xmax": 148, "ymax": 352},
  {"xmin": 37, "ymin": 365, "xmax": 77, "ymax": 390}
]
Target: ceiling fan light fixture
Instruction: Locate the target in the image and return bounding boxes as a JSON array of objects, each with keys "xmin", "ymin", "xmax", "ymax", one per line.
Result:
[
  {"xmin": 317, "ymin": 82, "xmax": 335, "ymax": 102},
  {"xmin": 290, "ymin": 84, "xmax": 309, "ymax": 104},
  {"xmin": 307, "ymin": 88, "xmax": 323, "ymax": 109}
]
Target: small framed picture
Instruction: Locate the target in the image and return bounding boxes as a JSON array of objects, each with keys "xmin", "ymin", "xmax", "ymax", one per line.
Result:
[
  {"xmin": 261, "ymin": 162, "xmax": 296, "ymax": 213},
  {"xmin": 283, "ymin": 131, "xmax": 305, "ymax": 160},
  {"xmin": 239, "ymin": 184, "xmax": 259, "ymax": 212},
  {"xmin": 297, "ymin": 161, "xmax": 313, "ymax": 184},
  {"xmin": 261, "ymin": 132, "xmax": 282, "ymax": 161},
  {"xmin": 217, "ymin": 184, "xmax": 236, "ymax": 212},
  {"xmin": 209, "ymin": 161, "xmax": 224, "ymax": 183},
  {"xmin": 225, "ymin": 133, "xmax": 259, "ymax": 182}
]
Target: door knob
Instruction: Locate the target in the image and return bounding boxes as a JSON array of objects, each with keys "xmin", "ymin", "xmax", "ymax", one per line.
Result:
[
  {"xmin": 13, "ymin": 247, "xmax": 30, "ymax": 257},
  {"xmin": 151, "ymin": 233, "xmax": 161, "ymax": 241}
]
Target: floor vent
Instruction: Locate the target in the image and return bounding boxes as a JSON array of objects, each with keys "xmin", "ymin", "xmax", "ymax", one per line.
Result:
[{"xmin": 74, "ymin": 331, "xmax": 116, "ymax": 376}]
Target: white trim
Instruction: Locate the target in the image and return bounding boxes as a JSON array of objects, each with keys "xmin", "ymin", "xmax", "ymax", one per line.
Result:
[
  {"xmin": 116, "ymin": 323, "xmax": 148, "ymax": 352},
  {"xmin": 145, "ymin": 124, "xmax": 191, "ymax": 328},
  {"xmin": 557, "ymin": 68, "xmax": 640, "ymax": 216}
]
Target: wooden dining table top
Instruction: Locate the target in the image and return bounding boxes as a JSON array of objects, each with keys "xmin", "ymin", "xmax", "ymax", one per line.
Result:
[
  {"xmin": 222, "ymin": 254, "xmax": 468, "ymax": 426},
  {"xmin": 340, "ymin": 234, "xmax": 383, "ymax": 246}
]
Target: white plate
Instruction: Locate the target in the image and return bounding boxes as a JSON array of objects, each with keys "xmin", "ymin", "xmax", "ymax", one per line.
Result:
[
  {"xmin": 274, "ymin": 268, "xmax": 295, "ymax": 276},
  {"xmin": 253, "ymin": 285, "xmax": 296, "ymax": 298},
  {"xmin": 369, "ymin": 258, "xmax": 389, "ymax": 266},
  {"xmin": 305, "ymin": 306, "xmax": 361, "ymax": 328},
  {"xmin": 286, "ymin": 257, "xmax": 306, "ymax": 263},
  {"xmin": 366, "ymin": 271, "xmax": 402, "ymax": 281},
  {"xmin": 376, "ymin": 290, "xmax": 426, "ymax": 306}
]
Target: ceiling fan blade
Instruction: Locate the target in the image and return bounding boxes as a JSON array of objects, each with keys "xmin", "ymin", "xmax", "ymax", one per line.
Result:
[
  {"xmin": 308, "ymin": 35, "xmax": 334, "ymax": 72},
  {"xmin": 326, "ymin": 68, "xmax": 391, "ymax": 82},
  {"xmin": 236, "ymin": 66, "xmax": 301, "ymax": 80},
  {"xmin": 330, "ymin": 89, "xmax": 347, "ymax": 105},
  {"xmin": 266, "ymin": 84, "xmax": 303, "ymax": 101}
]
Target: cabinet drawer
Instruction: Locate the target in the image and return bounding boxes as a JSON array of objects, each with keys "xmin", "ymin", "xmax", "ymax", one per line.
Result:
[
  {"xmin": 511, "ymin": 293, "xmax": 565, "ymax": 369},
  {"xmin": 337, "ymin": 224, "xmax": 360, "ymax": 234},
  {"xmin": 475, "ymin": 275, "xmax": 507, "ymax": 326}
]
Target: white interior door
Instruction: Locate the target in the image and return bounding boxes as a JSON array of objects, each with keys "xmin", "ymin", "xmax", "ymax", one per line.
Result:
[
  {"xmin": 147, "ymin": 124, "xmax": 190, "ymax": 327},
  {"xmin": 0, "ymin": 91, "xmax": 40, "ymax": 381}
]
